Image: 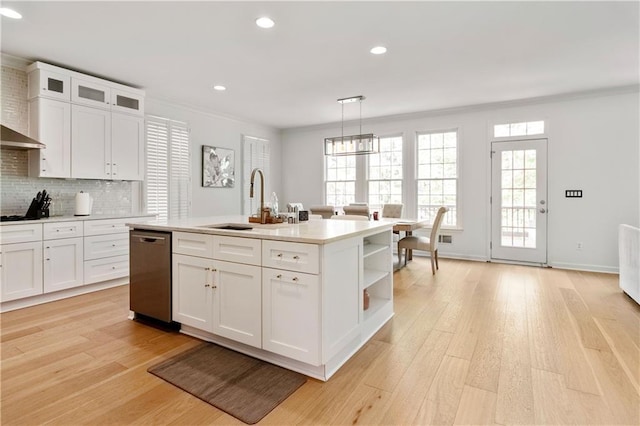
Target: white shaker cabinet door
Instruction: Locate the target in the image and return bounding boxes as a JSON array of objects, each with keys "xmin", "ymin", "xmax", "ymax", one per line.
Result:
[
  {"xmin": 71, "ymin": 104, "xmax": 111, "ymax": 179},
  {"xmin": 28, "ymin": 98, "xmax": 71, "ymax": 178},
  {"xmin": 172, "ymin": 254, "xmax": 212, "ymax": 331},
  {"xmin": 211, "ymin": 260, "xmax": 262, "ymax": 348},
  {"xmin": 43, "ymin": 237, "xmax": 83, "ymax": 293},
  {"xmin": 111, "ymin": 113, "xmax": 144, "ymax": 181},
  {"xmin": 0, "ymin": 242, "xmax": 43, "ymax": 302},
  {"xmin": 262, "ymin": 267, "xmax": 321, "ymax": 365}
]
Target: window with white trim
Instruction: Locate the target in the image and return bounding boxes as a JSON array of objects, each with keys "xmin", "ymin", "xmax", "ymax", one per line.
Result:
[
  {"xmin": 145, "ymin": 117, "xmax": 191, "ymax": 221},
  {"xmin": 416, "ymin": 130, "xmax": 458, "ymax": 227},
  {"xmin": 494, "ymin": 120, "xmax": 544, "ymax": 138},
  {"xmin": 242, "ymin": 135, "xmax": 270, "ymax": 216},
  {"xmin": 367, "ymin": 135, "xmax": 403, "ymax": 210},
  {"xmin": 325, "ymin": 155, "xmax": 357, "ymax": 207}
]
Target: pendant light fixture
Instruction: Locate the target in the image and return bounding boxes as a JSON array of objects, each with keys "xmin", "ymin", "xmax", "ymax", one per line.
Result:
[{"xmin": 324, "ymin": 95, "xmax": 379, "ymax": 156}]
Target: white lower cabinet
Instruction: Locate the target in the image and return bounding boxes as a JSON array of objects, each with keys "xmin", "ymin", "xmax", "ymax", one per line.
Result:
[
  {"xmin": 43, "ymin": 237, "xmax": 83, "ymax": 293},
  {"xmin": 172, "ymin": 253, "xmax": 262, "ymax": 348},
  {"xmin": 172, "ymin": 253, "xmax": 212, "ymax": 330},
  {"xmin": 0, "ymin": 241, "xmax": 43, "ymax": 302},
  {"xmin": 262, "ymin": 267, "xmax": 321, "ymax": 365}
]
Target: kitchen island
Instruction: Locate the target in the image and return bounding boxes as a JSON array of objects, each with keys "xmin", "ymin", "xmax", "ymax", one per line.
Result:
[{"xmin": 128, "ymin": 216, "xmax": 394, "ymax": 381}]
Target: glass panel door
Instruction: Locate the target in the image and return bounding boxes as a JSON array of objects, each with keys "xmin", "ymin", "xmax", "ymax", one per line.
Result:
[{"xmin": 491, "ymin": 139, "xmax": 547, "ymax": 263}]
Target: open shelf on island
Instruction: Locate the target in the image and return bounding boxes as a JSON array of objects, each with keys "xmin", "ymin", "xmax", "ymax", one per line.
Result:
[
  {"xmin": 363, "ymin": 295, "xmax": 387, "ymax": 321},
  {"xmin": 363, "ymin": 268, "xmax": 389, "ymax": 289},
  {"xmin": 363, "ymin": 243, "xmax": 388, "ymax": 258}
]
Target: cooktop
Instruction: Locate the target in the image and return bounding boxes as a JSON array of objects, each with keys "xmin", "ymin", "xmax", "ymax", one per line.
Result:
[{"xmin": 0, "ymin": 216, "xmax": 41, "ymax": 222}]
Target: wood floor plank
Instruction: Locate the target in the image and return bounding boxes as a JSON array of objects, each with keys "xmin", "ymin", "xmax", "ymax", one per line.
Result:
[
  {"xmin": 413, "ymin": 355, "xmax": 470, "ymax": 425},
  {"xmin": 595, "ymin": 317, "xmax": 640, "ymax": 392},
  {"xmin": 561, "ymin": 287, "xmax": 611, "ymax": 351},
  {"xmin": 453, "ymin": 385, "xmax": 498, "ymax": 425},
  {"xmin": 380, "ymin": 329, "xmax": 453, "ymax": 425},
  {"xmin": 327, "ymin": 383, "xmax": 392, "ymax": 425},
  {"xmin": 531, "ymin": 367, "xmax": 580, "ymax": 424}
]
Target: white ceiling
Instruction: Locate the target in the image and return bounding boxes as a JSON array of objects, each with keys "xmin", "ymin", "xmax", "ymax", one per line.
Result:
[{"xmin": 1, "ymin": 1, "xmax": 638, "ymax": 129}]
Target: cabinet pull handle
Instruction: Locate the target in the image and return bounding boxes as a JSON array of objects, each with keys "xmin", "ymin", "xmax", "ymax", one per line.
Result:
[
  {"xmin": 46, "ymin": 258, "xmax": 50, "ymax": 261},
  {"xmin": 276, "ymin": 274, "xmax": 282, "ymax": 279},
  {"xmin": 277, "ymin": 253, "xmax": 283, "ymax": 257},
  {"xmin": 212, "ymin": 285, "xmax": 217, "ymax": 289},
  {"xmin": 205, "ymin": 284, "xmax": 210, "ymax": 287},
  {"xmin": 293, "ymin": 255, "xmax": 300, "ymax": 260},
  {"xmin": 212, "ymin": 268, "xmax": 217, "ymax": 272},
  {"xmin": 204, "ymin": 267, "xmax": 210, "ymax": 271},
  {"xmin": 292, "ymin": 277, "xmax": 299, "ymax": 282}
]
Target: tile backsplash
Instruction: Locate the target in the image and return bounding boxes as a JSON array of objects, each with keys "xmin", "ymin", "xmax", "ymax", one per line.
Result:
[{"xmin": 1, "ymin": 62, "xmax": 135, "ymax": 216}]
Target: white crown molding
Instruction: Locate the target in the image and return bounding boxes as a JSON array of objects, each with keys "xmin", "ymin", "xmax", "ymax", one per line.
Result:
[{"xmin": 0, "ymin": 52, "xmax": 31, "ymax": 70}]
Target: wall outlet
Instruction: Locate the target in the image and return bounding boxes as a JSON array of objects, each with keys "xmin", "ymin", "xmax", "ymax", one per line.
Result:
[{"xmin": 576, "ymin": 242, "xmax": 583, "ymax": 250}]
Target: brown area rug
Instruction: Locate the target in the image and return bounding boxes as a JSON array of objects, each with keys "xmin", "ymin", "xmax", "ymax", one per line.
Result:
[{"xmin": 148, "ymin": 343, "xmax": 307, "ymax": 424}]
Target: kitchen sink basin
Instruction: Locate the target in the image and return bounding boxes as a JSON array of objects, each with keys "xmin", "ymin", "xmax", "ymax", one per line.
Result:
[{"xmin": 198, "ymin": 222, "xmax": 291, "ymax": 230}]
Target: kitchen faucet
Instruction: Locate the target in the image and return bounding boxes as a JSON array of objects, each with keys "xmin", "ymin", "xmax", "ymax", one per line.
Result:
[{"xmin": 249, "ymin": 167, "xmax": 266, "ymax": 224}]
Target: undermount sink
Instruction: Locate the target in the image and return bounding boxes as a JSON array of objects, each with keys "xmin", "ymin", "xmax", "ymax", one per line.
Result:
[{"xmin": 198, "ymin": 222, "xmax": 291, "ymax": 230}]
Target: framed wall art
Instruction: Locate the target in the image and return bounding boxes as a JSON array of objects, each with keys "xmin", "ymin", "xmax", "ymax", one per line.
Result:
[{"xmin": 202, "ymin": 145, "xmax": 235, "ymax": 188}]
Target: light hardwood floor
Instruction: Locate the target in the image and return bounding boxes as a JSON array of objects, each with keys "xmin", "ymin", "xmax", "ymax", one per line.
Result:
[{"xmin": 1, "ymin": 258, "xmax": 639, "ymax": 425}]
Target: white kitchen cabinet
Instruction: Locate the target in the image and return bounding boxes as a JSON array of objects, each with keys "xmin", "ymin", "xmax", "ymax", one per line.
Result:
[
  {"xmin": 83, "ymin": 218, "xmax": 131, "ymax": 236},
  {"xmin": 84, "ymin": 233, "xmax": 128, "ymax": 260},
  {"xmin": 111, "ymin": 88, "xmax": 144, "ymax": 116},
  {"xmin": 0, "ymin": 241, "xmax": 43, "ymax": 302},
  {"xmin": 263, "ymin": 240, "xmax": 319, "ymax": 274},
  {"xmin": 71, "ymin": 78, "xmax": 111, "ymax": 109},
  {"xmin": 71, "ymin": 104, "xmax": 111, "ymax": 179},
  {"xmin": 43, "ymin": 237, "xmax": 83, "ymax": 293},
  {"xmin": 43, "ymin": 221, "xmax": 83, "ymax": 240},
  {"xmin": 172, "ymin": 253, "xmax": 212, "ymax": 330},
  {"xmin": 28, "ymin": 98, "xmax": 72, "ymax": 178},
  {"xmin": 172, "ymin": 235, "xmax": 262, "ymax": 348},
  {"xmin": 111, "ymin": 113, "xmax": 144, "ymax": 180},
  {"xmin": 212, "ymin": 260, "xmax": 262, "ymax": 347},
  {"xmin": 262, "ymin": 267, "xmax": 321, "ymax": 365},
  {"xmin": 27, "ymin": 67, "xmax": 71, "ymax": 101},
  {"xmin": 84, "ymin": 254, "xmax": 129, "ymax": 285}
]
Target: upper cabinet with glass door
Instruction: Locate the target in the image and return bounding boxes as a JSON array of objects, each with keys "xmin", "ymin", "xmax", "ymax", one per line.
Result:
[
  {"xmin": 27, "ymin": 68, "xmax": 71, "ymax": 102},
  {"xmin": 71, "ymin": 78, "xmax": 111, "ymax": 110},
  {"xmin": 111, "ymin": 88, "xmax": 144, "ymax": 116}
]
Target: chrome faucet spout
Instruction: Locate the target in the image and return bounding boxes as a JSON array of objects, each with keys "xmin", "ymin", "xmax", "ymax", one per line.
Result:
[{"xmin": 249, "ymin": 168, "xmax": 265, "ymax": 223}]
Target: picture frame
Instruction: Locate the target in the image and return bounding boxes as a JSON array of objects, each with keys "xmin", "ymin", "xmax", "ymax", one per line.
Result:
[{"xmin": 202, "ymin": 145, "xmax": 235, "ymax": 188}]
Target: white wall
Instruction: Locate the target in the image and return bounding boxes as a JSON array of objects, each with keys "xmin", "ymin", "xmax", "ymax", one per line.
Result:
[
  {"xmin": 281, "ymin": 89, "xmax": 640, "ymax": 272},
  {"xmin": 146, "ymin": 99, "xmax": 282, "ymax": 218}
]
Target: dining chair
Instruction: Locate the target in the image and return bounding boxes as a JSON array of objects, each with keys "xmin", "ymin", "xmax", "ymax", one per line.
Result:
[
  {"xmin": 398, "ymin": 207, "xmax": 448, "ymax": 274},
  {"xmin": 330, "ymin": 215, "xmax": 369, "ymax": 221},
  {"xmin": 342, "ymin": 205, "xmax": 370, "ymax": 217},
  {"xmin": 309, "ymin": 205, "xmax": 335, "ymax": 219},
  {"xmin": 381, "ymin": 203, "xmax": 403, "ymax": 219}
]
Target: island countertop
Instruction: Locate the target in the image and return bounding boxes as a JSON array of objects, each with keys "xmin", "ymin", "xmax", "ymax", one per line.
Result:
[{"xmin": 126, "ymin": 215, "xmax": 393, "ymax": 244}]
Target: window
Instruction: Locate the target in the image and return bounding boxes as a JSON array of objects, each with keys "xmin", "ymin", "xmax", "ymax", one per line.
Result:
[
  {"xmin": 494, "ymin": 120, "xmax": 544, "ymax": 138},
  {"xmin": 145, "ymin": 117, "xmax": 191, "ymax": 221},
  {"xmin": 325, "ymin": 155, "xmax": 356, "ymax": 207},
  {"xmin": 416, "ymin": 130, "xmax": 458, "ymax": 227},
  {"xmin": 242, "ymin": 135, "xmax": 270, "ymax": 216},
  {"xmin": 367, "ymin": 135, "xmax": 403, "ymax": 210}
]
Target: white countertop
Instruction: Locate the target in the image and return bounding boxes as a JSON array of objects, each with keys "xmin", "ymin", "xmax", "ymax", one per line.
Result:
[
  {"xmin": 0, "ymin": 213, "xmax": 155, "ymax": 226},
  {"xmin": 127, "ymin": 215, "xmax": 393, "ymax": 244}
]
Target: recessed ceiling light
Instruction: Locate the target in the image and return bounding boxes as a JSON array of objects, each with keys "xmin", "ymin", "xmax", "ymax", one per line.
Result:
[
  {"xmin": 370, "ymin": 46, "xmax": 387, "ymax": 55},
  {"xmin": 256, "ymin": 17, "xmax": 275, "ymax": 29},
  {"xmin": 0, "ymin": 8, "xmax": 22, "ymax": 19},
  {"xmin": 213, "ymin": 85, "xmax": 226, "ymax": 91}
]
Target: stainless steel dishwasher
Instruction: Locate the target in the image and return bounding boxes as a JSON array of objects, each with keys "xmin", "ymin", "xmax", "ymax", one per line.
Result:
[{"xmin": 129, "ymin": 230, "xmax": 172, "ymax": 323}]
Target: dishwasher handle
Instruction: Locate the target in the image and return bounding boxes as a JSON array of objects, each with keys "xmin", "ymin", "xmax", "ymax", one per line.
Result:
[{"xmin": 131, "ymin": 234, "xmax": 167, "ymax": 245}]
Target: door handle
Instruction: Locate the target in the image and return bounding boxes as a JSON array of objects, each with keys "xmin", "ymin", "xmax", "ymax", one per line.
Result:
[{"xmin": 539, "ymin": 208, "xmax": 546, "ymax": 213}]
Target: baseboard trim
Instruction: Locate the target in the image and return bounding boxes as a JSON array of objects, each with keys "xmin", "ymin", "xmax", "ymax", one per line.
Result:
[{"xmin": 548, "ymin": 262, "xmax": 619, "ymax": 274}]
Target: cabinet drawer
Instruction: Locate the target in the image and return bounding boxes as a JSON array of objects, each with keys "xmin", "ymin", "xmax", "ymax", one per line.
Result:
[
  {"xmin": 84, "ymin": 255, "xmax": 129, "ymax": 284},
  {"xmin": 43, "ymin": 221, "xmax": 83, "ymax": 240},
  {"xmin": 213, "ymin": 236, "xmax": 261, "ymax": 266},
  {"xmin": 172, "ymin": 232, "xmax": 214, "ymax": 258},
  {"xmin": 0, "ymin": 223, "xmax": 43, "ymax": 245},
  {"xmin": 84, "ymin": 234, "xmax": 129, "ymax": 260},
  {"xmin": 84, "ymin": 218, "xmax": 130, "ymax": 236},
  {"xmin": 262, "ymin": 240, "xmax": 319, "ymax": 274}
]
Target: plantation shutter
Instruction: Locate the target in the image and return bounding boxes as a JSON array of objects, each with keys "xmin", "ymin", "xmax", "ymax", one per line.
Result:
[
  {"xmin": 242, "ymin": 135, "xmax": 270, "ymax": 216},
  {"xmin": 145, "ymin": 116, "xmax": 191, "ymax": 220}
]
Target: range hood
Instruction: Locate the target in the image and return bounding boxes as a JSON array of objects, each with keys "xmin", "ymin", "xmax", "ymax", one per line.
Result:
[{"xmin": 1, "ymin": 125, "xmax": 46, "ymax": 149}]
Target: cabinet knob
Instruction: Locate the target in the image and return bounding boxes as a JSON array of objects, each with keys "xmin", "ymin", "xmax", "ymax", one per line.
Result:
[
  {"xmin": 46, "ymin": 258, "xmax": 50, "ymax": 261},
  {"xmin": 112, "ymin": 266, "xmax": 116, "ymax": 269},
  {"xmin": 292, "ymin": 277, "xmax": 299, "ymax": 282},
  {"xmin": 212, "ymin": 268, "xmax": 217, "ymax": 272},
  {"xmin": 56, "ymin": 229, "xmax": 59, "ymax": 232},
  {"xmin": 293, "ymin": 255, "xmax": 300, "ymax": 260},
  {"xmin": 277, "ymin": 253, "xmax": 283, "ymax": 258},
  {"xmin": 112, "ymin": 244, "xmax": 116, "ymax": 247},
  {"xmin": 212, "ymin": 285, "xmax": 217, "ymax": 289},
  {"xmin": 204, "ymin": 267, "xmax": 210, "ymax": 271},
  {"xmin": 276, "ymin": 274, "xmax": 282, "ymax": 279},
  {"xmin": 205, "ymin": 284, "xmax": 210, "ymax": 287}
]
